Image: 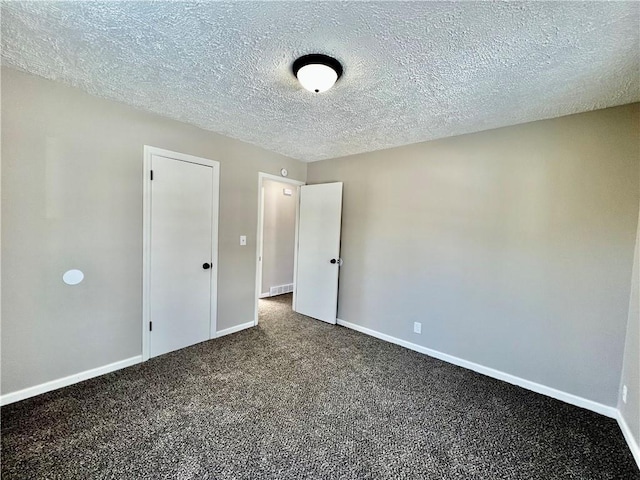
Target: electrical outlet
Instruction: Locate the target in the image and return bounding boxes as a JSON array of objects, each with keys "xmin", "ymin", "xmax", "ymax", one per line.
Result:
[
  {"xmin": 413, "ymin": 322, "xmax": 422, "ymax": 334},
  {"xmin": 623, "ymin": 385, "xmax": 628, "ymax": 404},
  {"xmin": 240, "ymin": 235, "xmax": 247, "ymax": 246}
]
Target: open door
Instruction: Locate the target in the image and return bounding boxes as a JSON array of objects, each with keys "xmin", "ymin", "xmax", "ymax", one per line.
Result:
[{"xmin": 294, "ymin": 182, "xmax": 343, "ymax": 324}]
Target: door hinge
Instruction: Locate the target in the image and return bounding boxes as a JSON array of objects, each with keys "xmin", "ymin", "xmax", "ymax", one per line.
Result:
[
  {"xmin": 149, "ymin": 321, "xmax": 152, "ymax": 331},
  {"xmin": 150, "ymin": 170, "xmax": 154, "ymax": 180}
]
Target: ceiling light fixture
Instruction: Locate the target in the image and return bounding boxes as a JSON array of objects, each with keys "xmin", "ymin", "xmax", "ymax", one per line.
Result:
[{"xmin": 292, "ymin": 54, "xmax": 343, "ymax": 93}]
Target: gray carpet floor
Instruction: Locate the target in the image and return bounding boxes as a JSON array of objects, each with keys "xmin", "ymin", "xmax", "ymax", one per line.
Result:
[{"xmin": 2, "ymin": 293, "xmax": 638, "ymax": 479}]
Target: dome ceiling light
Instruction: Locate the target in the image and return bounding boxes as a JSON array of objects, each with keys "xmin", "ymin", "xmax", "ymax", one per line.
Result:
[{"xmin": 292, "ymin": 54, "xmax": 343, "ymax": 93}]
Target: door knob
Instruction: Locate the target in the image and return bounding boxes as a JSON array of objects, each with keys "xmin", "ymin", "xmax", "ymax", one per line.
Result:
[
  {"xmin": 203, "ymin": 263, "xmax": 211, "ymax": 270},
  {"xmin": 330, "ymin": 259, "xmax": 337, "ymax": 264}
]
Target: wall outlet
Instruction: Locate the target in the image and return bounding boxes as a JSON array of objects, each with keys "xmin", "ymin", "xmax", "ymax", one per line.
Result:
[
  {"xmin": 240, "ymin": 235, "xmax": 247, "ymax": 246},
  {"xmin": 413, "ymin": 322, "xmax": 422, "ymax": 334},
  {"xmin": 622, "ymin": 385, "xmax": 628, "ymax": 404}
]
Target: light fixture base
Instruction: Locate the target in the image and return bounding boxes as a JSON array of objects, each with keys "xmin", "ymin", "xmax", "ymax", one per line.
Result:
[{"xmin": 292, "ymin": 54, "xmax": 343, "ymax": 93}]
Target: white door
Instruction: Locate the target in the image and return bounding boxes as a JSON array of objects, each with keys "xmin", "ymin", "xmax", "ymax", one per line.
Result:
[
  {"xmin": 149, "ymin": 154, "xmax": 217, "ymax": 357},
  {"xmin": 294, "ymin": 182, "xmax": 343, "ymax": 324}
]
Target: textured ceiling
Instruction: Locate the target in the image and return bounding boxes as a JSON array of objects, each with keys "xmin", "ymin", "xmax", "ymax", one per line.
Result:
[{"xmin": 2, "ymin": 1, "xmax": 639, "ymax": 162}]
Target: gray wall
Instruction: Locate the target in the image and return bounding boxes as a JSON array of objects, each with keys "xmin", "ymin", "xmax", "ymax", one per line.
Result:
[
  {"xmin": 619, "ymin": 207, "xmax": 639, "ymax": 441},
  {"xmin": 1, "ymin": 68, "xmax": 306, "ymax": 395},
  {"xmin": 261, "ymin": 179, "xmax": 297, "ymax": 295},
  {"xmin": 308, "ymin": 104, "xmax": 640, "ymax": 406}
]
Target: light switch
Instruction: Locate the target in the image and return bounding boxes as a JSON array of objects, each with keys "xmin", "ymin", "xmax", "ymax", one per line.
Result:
[{"xmin": 240, "ymin": 235, "xmax": 247, "ymax": 246}]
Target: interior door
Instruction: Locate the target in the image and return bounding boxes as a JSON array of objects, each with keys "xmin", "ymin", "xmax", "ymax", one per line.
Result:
[
  {"xmin": 150, "ymin": 154, "xmax": 214, "ymax": 357},
  {"xmin": 294, "ymin": 182, "xmax": 343, "ymax": 324}
]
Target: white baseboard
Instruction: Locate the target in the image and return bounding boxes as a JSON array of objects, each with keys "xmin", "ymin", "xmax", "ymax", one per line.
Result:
[
  {"xmin": 216, "ymin": 321, "xmax": 255, "ymax": 338},
  {"xmin": 336, "ymin": 318, "xmax": 617, "ymax": 419},
  {"xmin": 617, "ymin": 411, "xmax": 640, "ymax": 469},
  {"xmin": 0, "ymin": 355, "xmax": 142, "ymax": 406},
  {"xmin": 1, "ymin": 321, "xmax": 255, "ymax": 406},
  {"xmin": 259, "ymin": 292, "xmax": 270, "ymax": 299}
]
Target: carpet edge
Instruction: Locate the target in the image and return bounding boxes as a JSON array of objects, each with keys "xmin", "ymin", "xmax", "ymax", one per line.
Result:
[
  {"xmin": 336, "ymin": 318, "xmax": 617, "ymax": 418},
  {"xmin": 617, "ymin": 411, "xmax": 640, "ymax": 470},
  {"xmin": 1, "ymin": 355, "xmax": 143, "ymax": 406}
]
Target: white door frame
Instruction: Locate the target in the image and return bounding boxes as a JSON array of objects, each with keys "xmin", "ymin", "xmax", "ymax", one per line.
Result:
[
  {"xmin": 142, "ymin": 146, "xmax": 220, "ymax": 361},
  {"xmin": 254, "ymin": 172, "xmax": 305, "ymax": 325}
]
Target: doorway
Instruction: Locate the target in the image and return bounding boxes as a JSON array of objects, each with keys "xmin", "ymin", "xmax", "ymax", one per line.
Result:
[
  {"xmin": 142, "ymin": 146, "xmax": 220, "ymax": 360},
  {"xmin": 254, "ymin": 173, "xmax": 304, "ymax": 325}
]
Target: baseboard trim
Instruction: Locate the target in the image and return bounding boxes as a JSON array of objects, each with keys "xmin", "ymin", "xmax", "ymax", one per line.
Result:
[
  {"xmin": 1, "ymin": 321, "xmax": 257, "ymax": 406},
  {"xmin": 216, "ymin": 321, "xmax": 255, "ymax": 338},
  {"xmin": 617, "ymin": 411, "xmax": 640, "ymax": 469},
  {"xmin": 259, "ymin": 292, "xmax": 270, "ymax": 299},
  {"xmin": 336, "ymin": 319, "xmax": 617, "ymax": 419},
  {"xmin": 0, "ymin": 355, "xmax": 142, "ymax": 407}
]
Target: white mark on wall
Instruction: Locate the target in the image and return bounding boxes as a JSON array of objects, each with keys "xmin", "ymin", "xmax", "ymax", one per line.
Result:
[{"xmin": 63, "ymin": 269, "xmax": 84, "ymax": 285}]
